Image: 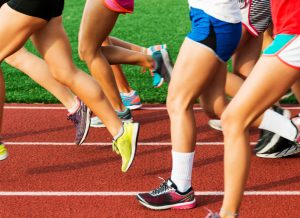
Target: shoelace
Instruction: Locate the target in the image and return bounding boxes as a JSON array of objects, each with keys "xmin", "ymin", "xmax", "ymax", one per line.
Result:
[
  {"xmin": 151, "ymin": 177, "xmax": 173, "ymax": 196},
  {"xmin": 67, "ymin": 113, "xmax": 79, "ymax": 125},
  {"xmin": 112, "ymin": 140, "xmax": 120, "ymax": 155},
  {"xmin": 204, "ymin": 208, "xmax": 221, "ymax": 218}
]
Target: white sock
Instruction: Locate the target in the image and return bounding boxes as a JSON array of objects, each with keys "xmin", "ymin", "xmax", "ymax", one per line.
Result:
[
  {"xmin": 113, "ymin": 124, "xmax": 124, "ymax": 140},
  {"xmin": 259, "ymin": 109, "xmax": 297, "ymax": 141},
  {"xmin": 171, "ymin": 150, "xmax": 195, "ymax": 193},
  {"xmin": 67, "ymin": 97, "xmax": 80, "ymax": 114}
]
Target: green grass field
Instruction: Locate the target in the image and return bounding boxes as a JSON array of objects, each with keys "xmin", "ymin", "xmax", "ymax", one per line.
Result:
[{"xmin": 2, "ymin": 0, "xmax": 297, "ymax": 104}]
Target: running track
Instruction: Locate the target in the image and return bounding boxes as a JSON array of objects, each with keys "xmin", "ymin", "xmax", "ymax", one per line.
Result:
[{"xmin": 1, "ymin": 104, "xmax": 300, "ymax": 218}]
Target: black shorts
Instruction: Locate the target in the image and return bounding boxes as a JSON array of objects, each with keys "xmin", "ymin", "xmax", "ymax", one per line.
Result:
[
  {"xmin": 0, "ymin": 0, "xmax": 7, "ymax": 7},
  {"xmin": 6, "ymin": 0, "xmax": 64, "ymax": 21}
]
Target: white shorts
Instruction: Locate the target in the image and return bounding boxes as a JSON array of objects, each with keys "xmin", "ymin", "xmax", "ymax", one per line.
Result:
[
  {"xmin": 263, "ymin": 34, "xmax": 300, "ymax": 70},
  {"xmin": 240, "ymin": 0, "xmax": 271, "ymax": 36}
]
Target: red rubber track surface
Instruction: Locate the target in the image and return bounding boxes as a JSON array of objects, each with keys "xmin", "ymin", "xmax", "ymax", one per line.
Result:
[{"xmin": 1, "ymin": 104, "xmax": 300, "ymax": 218}]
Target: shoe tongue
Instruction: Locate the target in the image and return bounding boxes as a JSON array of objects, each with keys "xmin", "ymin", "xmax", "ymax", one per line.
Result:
[
  {"xmin": 167, "ymin": 179, "xmax": 173, "ymax": 187},
  {"xmin": 167, "ymin": 179, "xmax": 177, "ymax": 189}
]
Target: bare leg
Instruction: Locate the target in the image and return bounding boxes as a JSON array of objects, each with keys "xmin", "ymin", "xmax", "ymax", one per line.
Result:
[
  {"xmin": 109, "ymin": 36, "xmax": 146, "ymax": 53},
  {"xmin": 167, "ymin": 38, "xmax": 220, "ymax": 152},
  {"xmin": 102, "ymin": 38, "xmax": 132, "ymax": 93},
  {"xmin": 226, "ymin": 27, "xmax": 263, "ymax": 97},
  {"xmin": 31, "ymin": 16, "xmax": 122, "ymax": 136},
  {"xmin": 291, "ymin": 79, "xmax": 300, "ymax": 103},
  {"xmin": 0, "ymin": 69, "xmax": 5, "ymax": 135},
  {"xmin": 221, "ymin": 56, "xmax": 299, "ymax": 216},
  {"xmin": 78, "ymin": 0, "xmax": 125, "ymax": 112},
  {"xmin": 5, "ymin": 47, "xmax": 76, "ymax": 109}
]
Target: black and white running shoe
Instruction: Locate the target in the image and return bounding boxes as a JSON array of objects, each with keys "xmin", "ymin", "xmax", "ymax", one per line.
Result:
[{"xmin": 256, "ymin": 135, "xmax": 300, "ymax": 158}]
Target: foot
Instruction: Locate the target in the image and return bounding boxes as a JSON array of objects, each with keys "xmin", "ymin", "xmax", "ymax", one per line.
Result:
[
  {"xmin": 120, "ymin": 90, "xmax": 142, "ymax": 110},
  {"xmin": 151, "ymin": 49, "xmax": 173, "ymax": 88},
  {"xmin": 137, "ymin": 178, "xmax": 196, "ymax": 210},
  {"xmin": 67, "ymin": 98, "xmax": 91, "ymax": 145},
  {"xmin": 112, "ymin": 122, "xmax": 140, "ymax": 172},
  {"xmin": 256, "ymin": 135, "xmax": 300, "ymax": 158},
  {"xmin": 0, "ymin": 142, "xmax": 8, "ymax": 161}
]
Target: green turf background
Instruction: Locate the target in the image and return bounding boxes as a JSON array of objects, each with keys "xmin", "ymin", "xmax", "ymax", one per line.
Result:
[{"xmin": 2, "ymin": 0, "xmax": 296, "ymax": 104}]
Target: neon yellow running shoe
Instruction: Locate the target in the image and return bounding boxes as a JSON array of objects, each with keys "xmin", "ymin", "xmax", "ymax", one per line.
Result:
[
  {"xmin": 0, "ymin": 143, "xmax": 8, "ymax": 161},
  {"xmin": 112, "ymin": 122, "xmax": 140, "ymax": 172}
]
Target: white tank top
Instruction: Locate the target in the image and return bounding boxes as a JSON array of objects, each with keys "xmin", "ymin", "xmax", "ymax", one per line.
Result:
[{"xmin": 188, "ymin": 0, "xmax": 242, "ymax": 23}]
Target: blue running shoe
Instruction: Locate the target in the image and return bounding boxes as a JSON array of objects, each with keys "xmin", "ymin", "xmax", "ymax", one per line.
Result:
[
  {"xmin": 120, "ymin": 90, "xmax": 142, "ymax": 110},
  {"xmin": 91, "ymin": 108, "xmax": 133, "ymax": 128},
  {"xmin": 151, "ymin": 49, "xmax": 173, "ymax": 88},
  {"xmin": 67, "ymin": 98, "xmax": 91, "ymax": 145}
]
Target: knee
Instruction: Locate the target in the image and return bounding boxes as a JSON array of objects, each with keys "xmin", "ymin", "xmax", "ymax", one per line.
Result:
[
  {"xmin": 221, "ymin": 108, "xmax": 246, "ymax": 137},
  {"xmin": 78, "ymin": 42, "xmax": 97, "ymax": 63},
  {"xmin": 50, "ymin": 66, "xmax": 77, "ymax": 87},
  {"xmin": 167, "ymin": 91, "xmax": 193, "ymax": 118}
]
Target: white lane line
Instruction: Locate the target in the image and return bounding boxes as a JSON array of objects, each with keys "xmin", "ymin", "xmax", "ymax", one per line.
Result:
[
  {"xmin": 3, "ymin": 142, "xmax": 257, "ymax": 146},
  {"xmin": 4, "ymin": 105, "xmax": 300, "ymax": 110},
  {"xmin": 0, "ymin": 191, "xmax": 299, "ymax": 196}
]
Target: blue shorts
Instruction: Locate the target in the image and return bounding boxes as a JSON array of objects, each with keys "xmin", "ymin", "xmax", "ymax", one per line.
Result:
[{"xmin": 187, "ymin": 7, "xmax": 241, "ymax": 62}]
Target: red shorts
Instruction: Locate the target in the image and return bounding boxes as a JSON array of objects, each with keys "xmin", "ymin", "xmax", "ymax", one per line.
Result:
[{"xmin": 104, "ymin": 0, "xmax": 134, "ymax": 14}]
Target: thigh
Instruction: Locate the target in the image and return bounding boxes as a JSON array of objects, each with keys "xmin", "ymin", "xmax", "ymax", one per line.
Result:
[
  {"xmin": 0, "ymin": 4, "xmax": 46, "ymax": 61},
  {"xmin": 232, "ymin": 27, "xmax": 263, "ymax": 78},
  {"xmin": 30, "ymin": 16, "xmax": 75, "ymax": 73},
  {"xmin": 79, "ymin": 0, "xmax": 119, "ymax": 49},
  {"xmin": 226, "ymin": 56, "xmax": 300, "ymax": 128},
  {"xmin": 168, "ymin": 38, "xmax": 219, "ymax": 105},
  {"xmin": 200, "ymin": 63, "xmax": 227, "ymax": 117}
]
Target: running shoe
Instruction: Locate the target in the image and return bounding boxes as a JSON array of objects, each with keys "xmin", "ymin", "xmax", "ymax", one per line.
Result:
[
  {"xmin": 256, "ymin": 136, "xmax": 300, "ymax": 158},
  {"xmin": 120, "ymin": 90, "xmax": 142, "ymax": 110},
  {"xmin": 147, "ymin": 44, "xmax": 167, "ymax": 55},
  {"xmin": 112, "ymin": 122, "xmax": 140, "ymax": 172},
  {"xmin": 0, "ymin": 142, "xmax": 8, "ymax": 161},
  {"xmin": 255, "ymin": 105, "xmax": 291, "ymax": 153},
  {"xmin": 136, "ymin": 178, "xmax": 196, "ymax": 210},
  {"xmin": 208, "ymin": 119, "xmax": 222, "ymax": 131},
  {"xmin": 205, "ymin": 210, "xmax": 221, "ymax": 218},
  {"xmin": 67, "ymin": 98, "xmax": 91, "ymax": 145},
  {"xmin": 90, "ymin": 108, "xmax": 133, "ymax": 128},
  {"xmin": 151, "ymin": 49, "xmax": 173, "ymax": 88}
]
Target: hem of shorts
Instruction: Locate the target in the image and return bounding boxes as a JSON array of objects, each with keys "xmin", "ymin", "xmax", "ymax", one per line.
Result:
[
  {"xmin": 104, "ymin": 0, "xmax": 133, "ymax": 14},
  {"xmin": 242, "ymin": 23, "xmax": 258, "ymax": 37},
  {"xmin": 185, "ymin": 37, "xmax": 226, "ymax": 63}
]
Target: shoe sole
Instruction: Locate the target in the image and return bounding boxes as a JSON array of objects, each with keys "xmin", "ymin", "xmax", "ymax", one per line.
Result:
[
  {"xmin": 91, "ymin": 118, "xmax": 133, "ymax": 128},
  {"xmin": 0, "ymin": 152, "xmax": 8, "ymax": 161},
  {"xmin": 208, "ymin": 120, "xmax": 222, "ymax": 131},
  {"xmin": 256, "ymin": 134, "xmax": 281, "ymax": 154},
  {"xmin": 126, "ymin": 104, "xmax": 143, "ymax": 110},
  {"xmin": 122, "ymin": 122, "xmax": 140, "ymax": 172},
  {"xmin": 137, "ymin": 196, "xmax": 196, "ymax": 210},
  {"xmin": 161, "ymin": 49, "xmax": 173, "ymax": 83},
  {"xmin": 77, "ymin": 108, "xmax": 92, "ymax": 145},
  {"xmin": 154, "ymin": 78, "xmax": 164, "ymax": 88},
  {"xmin": 256, "ymin": 145, "xmax": 300, "ymax": 158}
]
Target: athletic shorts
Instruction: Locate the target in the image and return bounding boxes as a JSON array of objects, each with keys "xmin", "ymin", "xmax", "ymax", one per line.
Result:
[
  {"xmin": 187, "ymin": 7, "xmax": 241, "ymax": 63},
  {"xmin": 6, "ymin": 0, "xmax": 64, "ymax": 21},
  {"xmin": 263, "ymin": 34, "xmax": 300, "ymax": 70},
  {"xmin": 240, "ymin": 0, "xmax": 271, "ymax": 36},
  {"xmin": 104, "ymin": 0, "xmax": 134, "ymax": 14},
  {"xmin": 0, "ymin": 0, "xmax": 6, "ymax": 7}
]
